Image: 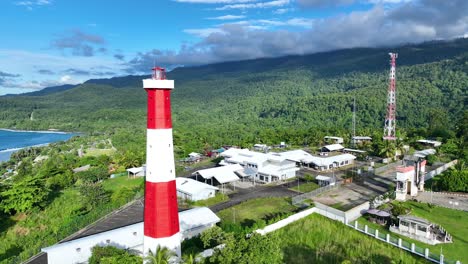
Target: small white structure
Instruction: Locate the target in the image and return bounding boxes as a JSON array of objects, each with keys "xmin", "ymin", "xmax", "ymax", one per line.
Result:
[
  {"xmin": 390, "ymin": 215, "xmax": 452, "ymax": 245},
  {"xmin": 188, "ymin": 152, "xmax": 202, "ymax": 162},
  {"xmin": 324, "ymin": 136, "xmax": 344, "ymax": 144},
  {"xmin": 351, "ymin": 136, "xmax": 372, "ymax": 144},
  {"xmin": 193, "ymin": 164, "xmax": 242, "ymax": 186},
  {"xmin": 316, "ymin": 175, "xmax": 335, "ymax": 187},
  {"xmin": 126, "ymin": 166, "xmax": 145, "ymax": 178},
  {"xmin": 417, "ymin": 139, "xmax": 442, "ymax": 148},
  {"xmin": 253, "ymin": 144, "xmax": 269, "ymax": 152},
  {"xmin": 321, "ymin": 144, "xmax": 344, "ymax": 152},
  {"xmin": 176, "ymin": 177, "xmax": 218, "ymax": 201},
  {"xmin": 41, "ymin": 207, "xmax": 220, "ymax": 264},
  {"xmin": 395, "ymin": 160, "xmax": 427, "ymax": 201}
]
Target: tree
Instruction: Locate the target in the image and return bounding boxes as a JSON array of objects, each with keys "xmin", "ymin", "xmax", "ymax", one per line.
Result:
[
  {"xmin": 144, "ymin": 246, "xmax": 176, "ymax": 264},
  {"xmin": 89, "ymin": 246, "xmax": 141, "ymax": 264},
  {"xmin": 0, "ymin": 176, "xmax": 50, "ymax": 213},
  {"xmin": 78, "ymin": 182, "xmax": 110, "ymax": 211},
  {"xmin": 378, "ymin": 140, "xmax": 396, "ymax": 159}
]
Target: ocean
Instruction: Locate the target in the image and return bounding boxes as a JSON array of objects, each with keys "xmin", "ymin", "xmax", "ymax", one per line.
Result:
[{"xmin": 0, "ymin": 129, "xmax": 76, "ymax": 163}]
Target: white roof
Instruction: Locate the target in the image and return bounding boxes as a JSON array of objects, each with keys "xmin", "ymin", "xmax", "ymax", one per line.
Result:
[
  {"xmin": 414, "ymin": 149, "xmax": 436, "ymax": 158},
  {"xmin": 277, "ymin": 150, "xmax": 356, "ymax": 167},
  {"xmin": 316, "ymin": 175, "xmax": 332, "ymax": 181},
  {"xmin": 417, "ymin": 139, "xmax": 442, "ymax": 147},
  {"xmin": 179, "ymin": 207, "xmax": 220, "ymax": 233},
  {"xmin": 126, "ymin": 167, "xmax": 144, "ymax": 174},
  {"xmin": 343, "ymin": 148, "xmax": 366, "ymax": 153},
  {"xmin": 352, "ymin": 136, "xmax": 372, "ymax": 140},
  {"xmin": 194, "ymin": 164, "xmax": 242, "ymax": 184},
  {"xmin": 322, "ymin": 144, "xmax": 344, "ymax": 151},
  {"xmin": 189, "ymin": 152, "xmax": 201, "ymax": 157},
  {"xmin": 176, "ymin": 178, "xmax": 218, "ymax": 195},
  {"xmin": 324, "ymin": 136, "xmax": 343, "ymax": 140}
]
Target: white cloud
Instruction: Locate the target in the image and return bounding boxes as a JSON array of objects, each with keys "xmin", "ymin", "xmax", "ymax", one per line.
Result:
[
  {"xmin": 127, "ymin": 0, "xmax": 468, "ymax": 71},
  {"xmin": 216, "ymin": 0, "xmax": 290, "ymax": 10},
  {"xmin": 14, "ymin": 0, "xmax": 52, "ymax": 9},
  {"xmin": 273, "ymin": 8, "xmax": 291, "ymax": 14},
  {"xmin": 184, "ymin": 28, "xmax": 225, "ymax": 37},
  {"xmin": 208, "ymin": 15, "xmax": 246, "ymax": 20}
]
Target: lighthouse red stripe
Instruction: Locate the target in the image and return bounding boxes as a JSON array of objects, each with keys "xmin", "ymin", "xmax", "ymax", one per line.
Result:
[
  {"xmin": 145, "ymin": 89, "xmax": 172, "ymax": 129},
  {"xmin": 144, "ymin": 180, "xmax": 180, "ymax": 238}
]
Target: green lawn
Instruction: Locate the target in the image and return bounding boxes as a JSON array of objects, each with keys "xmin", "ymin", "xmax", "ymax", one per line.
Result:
[
  {"xmin": 354, "ymin": 201, "xmax": 467, "ymax": 263},
  {"xmin": 193, "ymin": 193, "xmax": 229, "ymax": 207},
  {"xmin": 274, "ymin": 214, "xmax": 429, "ymax": 264},
  {"xmin": 290, "ymin": 182, "xmax": 320, "ymax": 193},
  {"xmin": 218, "ymin": 197, "xmax": 297, "ymax": 225},
  {"xmin": 84, "ymin": 148, "xmax": 116, "ymax": 157},
  {"xmin": 102, "ymin": 176, "xmax": 144, "ymax": 192}
]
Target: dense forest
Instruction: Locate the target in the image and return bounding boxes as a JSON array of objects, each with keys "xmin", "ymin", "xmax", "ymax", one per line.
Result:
[
  {"xmin": 0, "ymin": 38, "xmax": 467, "ymax": 155},
  {"xmin": 0, "ymin": 38, "xmax": 467, "ymax": 264}
]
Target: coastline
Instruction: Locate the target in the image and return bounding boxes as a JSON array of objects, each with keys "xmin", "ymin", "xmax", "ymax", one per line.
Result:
[
  {"xmin": 0, "ymin": 128, "xmax": 73, "ymax": 134},
  {"xmin": 0, "ymin": 130, "xmax": 78, "ymax": 163}
]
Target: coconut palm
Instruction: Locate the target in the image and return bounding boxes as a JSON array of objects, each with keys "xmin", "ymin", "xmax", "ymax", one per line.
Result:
[
  {"xmin": 144, "ymin": 246, "xmax": 176, "ymax": 264},
  {"xmin": 182, "ymin": 253, "xmax": 197, "ymax": 264},
  {"xmin": 378, "ymin": 140, "xmax": 396, "ymax": 159}
]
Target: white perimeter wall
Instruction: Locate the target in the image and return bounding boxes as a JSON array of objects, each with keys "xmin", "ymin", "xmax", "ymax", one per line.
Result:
[{"xmin": 43, "ymin": 223, "xmax": 143, "ymax": 264}]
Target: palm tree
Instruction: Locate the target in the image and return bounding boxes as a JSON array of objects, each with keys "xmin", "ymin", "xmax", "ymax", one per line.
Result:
[
  {"xmin": 144, "ymin": 246, "xmax": 176, "ymax": 264},
  {"xmin": 378, "ymin": 140, "xmax": 396, "ymax": 159},
  {"xmin": 182, "ymin": 254, "xmax": 197, "ymax": 264}
]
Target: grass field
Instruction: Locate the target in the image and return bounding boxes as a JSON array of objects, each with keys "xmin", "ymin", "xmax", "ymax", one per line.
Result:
[
  {"xmin": 217, "ymin": 197, "xmax": 297, "ymax": 225},
  {"xmin": 291, "ymin": 182, "xmax": 320, "ymax": 193},
  {"xmin": 355, "ymin": 201, "xmax": 468, "ymax": 263},
  {"xmin": 274, "ymin": 213, "xmax": 429, "ymax": 264},
  {"xmin": 84, "ymin": 148, "xmax": 116, "ymax": 157},
  {"xmin": 193, "ymin": 193, "xmax": 228, "ymax": 207},
  {"xmin": 102, "ymin": 176, "xmax": 144, "ymax": 192}
]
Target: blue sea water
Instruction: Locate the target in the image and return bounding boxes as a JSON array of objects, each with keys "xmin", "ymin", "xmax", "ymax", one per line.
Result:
[{"xmin": 0, "ymin": 129, "xmax": 76, "ymax": 162}]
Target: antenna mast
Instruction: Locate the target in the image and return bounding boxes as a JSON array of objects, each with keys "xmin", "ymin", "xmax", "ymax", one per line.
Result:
[{"xmin": 383, "ymin": 53, "xmax": 398, "ymax": 140}]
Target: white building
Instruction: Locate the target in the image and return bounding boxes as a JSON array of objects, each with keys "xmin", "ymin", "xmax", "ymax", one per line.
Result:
[
  {"xmin": 38, "ymin": 206, "xmax": 220, "ymax": 264},
  {"xmin": 126, "ymin": 166, "xmax": 145, "ymax": 178},
  {"xmin": 176, "ymin": 177, "xmax": 219, "ymax": 201},
  {"xmin": 220, "ymin": 148, "xmax": 299, "ymax": 183},
  {"xmin": 321, "ymin": 144, "xmax": 345, "ymax": 152},
  {"xmin": 324, "ymin": 136, "xmax": 344, "ymax": 144},
  {"xmin": 416, "ymin": 139, "xmax": 442, "ymax": 148},
  {"xmin": 395, "ymin": 160, "xmax": 427, "ymax": 201},
  {"xmin": 193, "ymin": 164, "xmax": 242, "ymax": 186},
  {"xmin": 351, "ymin": 136, "xmax": 372, "ymax": 144},
  {"xmin": 277, "ymin": 150, "xmax": 356, "ymax": 171}
]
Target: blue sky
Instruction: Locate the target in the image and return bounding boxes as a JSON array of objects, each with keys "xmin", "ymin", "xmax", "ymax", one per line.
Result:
[{"xmin": 0, "ymin": 0, "xmax": 467, "ymax": 95}]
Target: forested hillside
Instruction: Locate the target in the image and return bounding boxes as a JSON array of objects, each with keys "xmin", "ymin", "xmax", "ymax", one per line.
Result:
[{"xmin": 0, "ymin": 38, "xmax": 467, "ymax": 153}]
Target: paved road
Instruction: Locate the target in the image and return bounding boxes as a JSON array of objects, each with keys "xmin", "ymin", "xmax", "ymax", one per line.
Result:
[
  {"xmin": 210, "ymin": 183, "xmax": 298, "ymax": 212},
  {"xmin": 416, "ymin": 191, "xmax": 468, "ymax": 211}
]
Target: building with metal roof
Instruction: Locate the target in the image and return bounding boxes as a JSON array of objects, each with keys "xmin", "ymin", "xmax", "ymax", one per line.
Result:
[
  {"xmin": 29, "ymin": 204, "xmax": 220, "ymax": 264},
  {"xmin": 176, "ymin": 177, "xmax": 219, "ymax": 201}
]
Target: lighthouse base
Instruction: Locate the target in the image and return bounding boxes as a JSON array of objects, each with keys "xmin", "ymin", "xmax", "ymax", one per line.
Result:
[{"xmin": 143, "ymin": 232, "xmax": 181, "ymax": 257}]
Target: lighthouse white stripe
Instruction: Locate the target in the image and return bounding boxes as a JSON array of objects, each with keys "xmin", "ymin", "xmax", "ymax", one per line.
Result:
[
  {"xmin": 144, "ymin": 232, "xmax": 181, "ymax": 257},
  {"xmin": 146, "ymin": 129, "xmax": 176, "ymax": 183}
]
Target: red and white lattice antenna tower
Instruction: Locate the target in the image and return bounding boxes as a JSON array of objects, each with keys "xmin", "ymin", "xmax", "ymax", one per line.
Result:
[
  {"xmin": 143, "ymin": 67, "xmax": 181, "ymax": 256},
  {"xmin": 383, "ymin": 53, "xmax": 398, "ymax": 140}
]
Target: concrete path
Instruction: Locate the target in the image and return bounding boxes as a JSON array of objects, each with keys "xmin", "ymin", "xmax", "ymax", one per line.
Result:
[{"xmin": 415, "ymin": 191, "xmax": 468, "ymax": 211}]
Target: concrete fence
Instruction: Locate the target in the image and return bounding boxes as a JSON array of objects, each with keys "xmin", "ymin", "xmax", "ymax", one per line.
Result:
[
  {"xmin": 425, "ymin": 160, "xmax": 458, "ymax": 181},
  {"xmin": 350, "ymin": 221, "xmax": 461, "ymax": 264}
]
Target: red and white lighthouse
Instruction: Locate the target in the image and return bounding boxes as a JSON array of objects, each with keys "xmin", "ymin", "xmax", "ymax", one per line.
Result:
[{"xmin": 143, "ymin": 67, "xmax": 181, "ymax": 256}]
